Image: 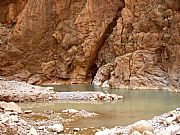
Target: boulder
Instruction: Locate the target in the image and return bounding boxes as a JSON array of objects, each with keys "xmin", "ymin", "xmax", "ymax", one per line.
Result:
[
  {"xmin": 101, "ymin": 80, "xmax": 110, "ymax": 88},
  {"xmin": 0, "ymin": 102, "xmax": 21, "ymax": 113},
  {"xmin": 48, "ymin": 124, "xmax": 64, "ymax": 133},
  {"xmin": 165, "ymin": 116, "xmax": 177, "ymax": 125},
  {"xmin": 29, "ymin": 127, "xmax": 38, "ymax": 135},
  {"xmin": 130, "ymin": 120, "xmax": 154, "ymax": 133},
  {"xmin": 62, "ymin": 109, "xmax": 79, "ymax": 114}
]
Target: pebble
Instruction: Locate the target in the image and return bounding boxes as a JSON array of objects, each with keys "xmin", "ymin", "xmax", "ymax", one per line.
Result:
[
  {"xmin": 117, "ymin": 95, "xmax": 123, "ymax": 99},
  {"xmin": 38, "ymin": 126, "xmax": 45, "ymax": 130},
  {"xmin": 62, "ymin": 109, "xmax": 79, "ymax": 114},
  {"xmin": 176, "ymin": 108, "xmax": 180, "ymax": 111},
  {"xmin": 73, "ymin": 128, "xmax": 80, "ymax": 132},
  {"xmin": 143, "ymin": 130, "xmax": 154, "ymax": 135},
  {"xmin": 24, "ymin": 110, "xmax": 33, "ymax": 114}
]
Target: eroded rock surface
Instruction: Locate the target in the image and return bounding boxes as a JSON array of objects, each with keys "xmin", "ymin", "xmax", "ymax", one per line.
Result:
[
  {"xmin": 94, "ymin": 0, "xmax": 180, "ymax": 91},
  {"xmin": 0, "ymin": 0, "xmax": 27, "ymax": 24},
  {"xmin": 0, "ymin": 0, "xmax": 179, "ymax": 91}
]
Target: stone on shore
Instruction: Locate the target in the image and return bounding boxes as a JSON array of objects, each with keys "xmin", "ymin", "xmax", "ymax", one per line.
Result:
[
  {"xmin": 48, "ymin": 124, "xmax": 64, "ymax": 133},
  {"xmin": 28, "ymin": 127, "xmax": 39, "ymax": 135},
  {"xmin": 0, "ymin": 101, "xmax": 22, "ymax": 113},
  {"xmin": 130, "ymin": 120, "xmax": 154, "ymax": 133}
]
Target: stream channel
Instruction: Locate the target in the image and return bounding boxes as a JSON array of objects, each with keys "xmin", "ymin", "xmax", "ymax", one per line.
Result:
[{"xmin": 18, "ymin": 84, "xmax": 180, "ymax": 129}]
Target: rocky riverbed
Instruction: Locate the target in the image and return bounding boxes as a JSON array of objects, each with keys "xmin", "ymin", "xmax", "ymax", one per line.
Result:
[
  {"xmin": 0, "ymin": 79, "xmax": 180, "ymax": 135},
  {"xmin": 0, "ymin": 79, "xmax": 123, "ymax": 102},
  {"xmin": 0, "ymin": 101, "xmax": 100, "ymax": 135},
  {"xmin": 0, "ymin": 101, "xmax": 180, "ymax": 135},
  {"xmin": 96, "ymin": 108, "xmax": 180, "ymax": 135}
]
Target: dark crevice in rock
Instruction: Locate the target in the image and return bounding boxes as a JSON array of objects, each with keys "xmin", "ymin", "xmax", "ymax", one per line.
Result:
[
  {"xmin": 89, "ymin": 63, "xmax": 98, "ymax": 82},
  {"xmin": 88, "ymin": 0, "xmax": 125, "ymax": 78}
]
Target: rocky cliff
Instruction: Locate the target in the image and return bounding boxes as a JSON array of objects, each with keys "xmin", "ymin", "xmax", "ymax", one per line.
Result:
[{"xmin": 0, "ymin": 0, "xmax": 179, "ymax": 91}]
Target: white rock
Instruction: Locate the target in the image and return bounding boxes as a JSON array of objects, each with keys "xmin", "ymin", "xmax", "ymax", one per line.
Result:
[
  {"xmin": 1, "ymin": 114, "xmax": 9, "ymax": 123},
  {"xmin": 38, "ymin": 126, "xmax": 45, "ymax": 130},
  {"xmin": 49, "ymin": 124, "xmax": 64, "ymax": 133},
  {"xmin": 97, "ymin": 93, "xmax": 106, "ymax": 100},
  {"xmin": 29, "ymin": 127, "xmax": 38, "ymax": 135},
  {"xmin": 109, "ymin": 94, "xmax": 118, "ymax": 100},
  {"xmin": 9, "ymin": 115, "xmax": 19, "ymax": 123},
  {"xmin": 130, "ymin": 120, "xmax": 154, "ymax": 133},
  {"xmin": 73, "ymin": 128, "xmax": 80, "ymax": 132},
  {"xmin": 95, "ymin": 129, "xmax": 115, "ymax": 135},
  {"xmin": 76, "ymin": 110, "xmax": 98, "ymax": 117},
  {"xmin": 143, "ymin": 130, "xmax": 154, "ymax": 135},
  {"xmin": 93, "ymin": 81, "xmax": 102, "ymax": 86},
  {"xmin": 0, "ymin": 102, "xmax": 22, "ymax": 113},
  {"xmin": 19, "ymin": 119, "xmax": 27, "ymax": 125},
  {"xmin": 101, "ymin": 80, "xmax": 110, "ymax": 88},
  {"xmin": 117, "ymin": 96, "xmax": 123, "ymax": 99},
  {"xmin": 24, "ymin": 110, "xmax": 32, "ymax": 114},
  {"xmin": 158, "ymin": 125, "xmax": 180, "ymax": 135},
  {"xmin": 165, "ymin": 116, "xmax": 176, "ymax": 125},
  {"xmin": 62, "ymin": 109, "xmax": 78, "ymax": 114},
  {"xmin": 46, "ymin": 87, "xmax": 54, "ymax": 91}
]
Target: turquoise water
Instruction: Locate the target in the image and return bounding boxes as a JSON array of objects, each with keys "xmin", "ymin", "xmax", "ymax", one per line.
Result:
[{"xmin": 18, "ymin": 84, "xmax": 180, "ymax": 128}]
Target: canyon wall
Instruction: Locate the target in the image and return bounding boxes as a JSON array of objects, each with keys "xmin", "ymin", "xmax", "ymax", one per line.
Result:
[
  {"xmin": 0, "ymin": 0, "xmax": 179, "ymax": 91},
  {"xmin": 93, "ymin": 0, "xmax": 180, "ymax": 90},
  {"xmin": 0, "ymin": 0, "xmax": 27, "ymax": 24}
]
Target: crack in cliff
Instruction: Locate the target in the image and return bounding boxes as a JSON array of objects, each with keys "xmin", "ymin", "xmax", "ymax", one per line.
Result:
[{"xmin": 88, "ymin": 1, "xmax": 125, "ymax": 79}]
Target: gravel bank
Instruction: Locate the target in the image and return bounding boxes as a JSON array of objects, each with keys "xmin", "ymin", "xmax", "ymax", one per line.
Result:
[{"xmin": 0, "ymin": 80, "xmax": 122, "ymax": 102}]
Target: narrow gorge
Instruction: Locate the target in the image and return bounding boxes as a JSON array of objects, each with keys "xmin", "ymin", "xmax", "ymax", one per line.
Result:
[
  {"xmin": 0, "ymin": 0, "xmax": 180, "ymax": 91},
  {"xmin": 0, "ymin": 1, "xmax": 180, "ymax": 134}
]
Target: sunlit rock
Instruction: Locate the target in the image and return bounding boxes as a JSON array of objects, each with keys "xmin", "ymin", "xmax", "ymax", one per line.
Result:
[
  {"xmin": 130, "ymin": 120, "xmax": 154, "ymax": 133},
  {"xmin": 0, "ymin": 101, "xmax": 21, "ymax": 113},
  {"xmin": 29, "ymin": 127, "xmax": 39, "ymax": 135},
  {"xmin": 48, "ymin": 124, "xmax": 64, "ymax": 133}
]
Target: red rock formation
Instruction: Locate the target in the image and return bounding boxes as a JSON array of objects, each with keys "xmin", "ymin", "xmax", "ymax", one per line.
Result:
[
  {"xmin": 0, "ymin": 0, "xmax": 27, "ymax": 24},
  {"xmin": 0, "ymin": 0, "xmax": 179, "ymax": 91},
  {"xmin": 94, "ymin": 0, "xmax": 180, "ymax": 91}
]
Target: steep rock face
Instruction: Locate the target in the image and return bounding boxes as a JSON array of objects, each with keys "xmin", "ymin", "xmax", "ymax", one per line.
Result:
[
  {"xmin": 0, "ymin": 0, "xmax": 179, "ymax": 91},
  {"xmin": 94, "ymin": 0, "xmax": 180, "ymax": 90},
  {"xmin": 0, "ymin": 0, "xmax": 27, "ymax": 24},
  {"xmin": 0, "ymin": 0, "xmax": 125, "ymax": 84},
  {"xmin": 56, "ymin": 0, "xmax": 125, "ymax": 83},
  {"xmin": 0, "ymin": 0, "xmax": 86, "ymax": 83}
]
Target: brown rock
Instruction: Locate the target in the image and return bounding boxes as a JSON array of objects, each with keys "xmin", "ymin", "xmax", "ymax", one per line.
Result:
[
  {"xmin": 0, "ymin": 0, "xmax": 27, "ymax": 24},
  {"xmin": 41, "ymin": 61, "xmax": 56, "ymax": 76},
  {"xmin": 95, "ymin": 0, "xmax": 180, "ymax": 91},
  {"xmin": 0, "ymin": 0, "xmax": 179, "ymax": 91}
]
